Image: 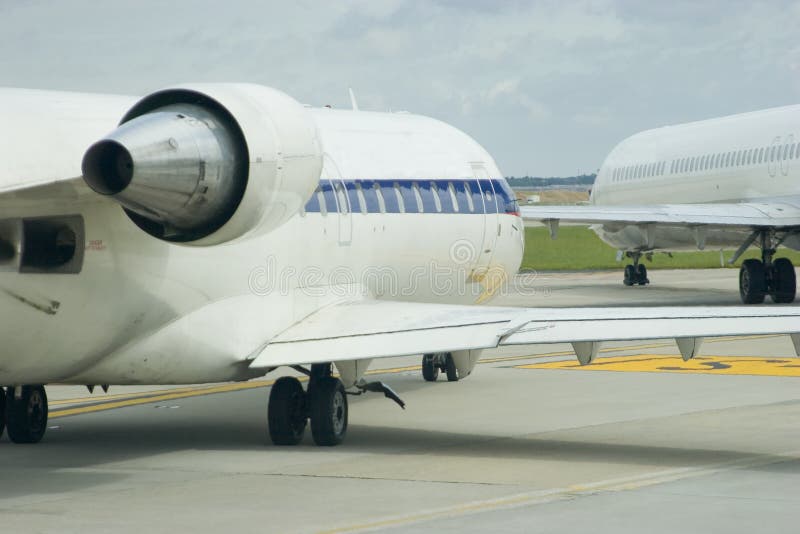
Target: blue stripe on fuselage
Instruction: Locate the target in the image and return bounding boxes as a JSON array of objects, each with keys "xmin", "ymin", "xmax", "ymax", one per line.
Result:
[{"xmin": 303, "ymin": 179, "xmax": 518, "ymax": 215}]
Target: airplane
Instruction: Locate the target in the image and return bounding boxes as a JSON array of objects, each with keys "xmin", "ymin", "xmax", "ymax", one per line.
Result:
[
  {"xmin": 1, "ymin": 84, "xmax": 799, "ymax": 447},
  {"xmin": 522, "ymin": 105, "xmax": 800, "ymax": 305}
]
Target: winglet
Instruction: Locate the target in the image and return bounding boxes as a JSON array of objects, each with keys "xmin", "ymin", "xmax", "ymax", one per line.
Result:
[{"xmin": 676, "ymin": 337, "xmax": 703, "ymax": 361}]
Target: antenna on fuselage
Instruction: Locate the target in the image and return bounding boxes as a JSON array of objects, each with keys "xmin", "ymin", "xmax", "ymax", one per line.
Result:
[{"xmin": 348, "ymin": 88, "xmax": 359, "ymax": 111}]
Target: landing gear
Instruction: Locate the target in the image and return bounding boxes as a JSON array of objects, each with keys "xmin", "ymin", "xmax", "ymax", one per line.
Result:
[
  {"xmin": 737, "ymin": 231, "xmax": 796, "ymax": 304},
  {"xmin": 421, "ymin": 353, "xmax": 459, "ymax": 382},
  {"xmin": 268, "ymin": 377, "xmax": 307, "ymax": 445},
  {"xmin": 5, "ymin": 385, "xmax": 48, "ymax": 444},
  {"xmin": 622, "ymin": 252, "xmax": 649, "ymax": 286},
  {"xmin": 267, "ymin": 364, "xmax": 348, "ymax": 447}
]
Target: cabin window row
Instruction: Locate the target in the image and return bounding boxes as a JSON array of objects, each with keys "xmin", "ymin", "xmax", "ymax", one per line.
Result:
[
  {"xmin": 611, "ymin": 141, "xmax": 800, "ymax": 183},
  {"xmin": 301, "ymin": 179, "xmax": 518, "ymax": 216}
]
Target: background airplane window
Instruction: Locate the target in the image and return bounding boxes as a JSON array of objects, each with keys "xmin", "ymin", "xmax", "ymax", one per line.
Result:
[
  {"xmin": 689, "ymin": 157, "xmax": 695, "ymax": 172},
  {"xmin": 758, "ymin": 147, "xmax": 764, "ymax": 163},
  {"xmin": 783, "ymin": 144, "xmax": 790, "ymax": 159},
  {"xmin": 321, "ymin": 180, "xmax": 338, "ymax": 213},
  {"xmin": 317, "ymin": 190, "xmax": 327, "ymax": 216}
]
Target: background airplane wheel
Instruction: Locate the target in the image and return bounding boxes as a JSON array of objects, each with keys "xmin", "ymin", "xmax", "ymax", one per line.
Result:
[
  {"xmin": 0, "ymin": 387, "xmax": 5, "ymax": 439},
  {"xmin": 6, "ymin": 385, "xmax": 48, "ymax": 444},
  {"xmin": 623, "ymin": 265, "xmax": 635, "ymax": 286},
  {"xmin": 445, "ymin": 353, "xmax": 459, "ymax": 382},
  {"xmin": 310, "ymin": 376, "xmax": 348, "ymax": 446},
  {"xmin": 739, "ymin": 259, "xmax": 766, "ymax": 304},
  {"xmin": 635, "ymin": 264, "xmax": 648, "ymax": 285},
  {"xmin": 268, "ymin": 377, "xmax": 307, "ymax": 446},
  {"xmin": 770, "ymin": 258, "xmax": 796, "ymax": 304},
  {"xmin": 422, "ymin": 354, "xmax": 439, "ymax": 382}
]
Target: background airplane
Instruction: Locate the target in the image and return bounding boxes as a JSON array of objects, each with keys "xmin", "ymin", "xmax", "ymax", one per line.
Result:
[
  {"xmin": 522, "ymin": 105, "xmax": 800, "ymax": 304},
  {"xmin": 1, "ymin": 84, "xmax": 799, "ymax": 447}
]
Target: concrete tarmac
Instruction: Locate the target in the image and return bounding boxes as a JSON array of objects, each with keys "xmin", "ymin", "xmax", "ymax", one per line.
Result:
[{"xmin": 1, "ymin": 269, "xmax": 799, "ymax": 533}]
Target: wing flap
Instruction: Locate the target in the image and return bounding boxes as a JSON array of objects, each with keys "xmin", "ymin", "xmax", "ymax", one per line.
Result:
[{"xmin": 251, "ymin": 301, "xmax": 800, "ymax": 368}]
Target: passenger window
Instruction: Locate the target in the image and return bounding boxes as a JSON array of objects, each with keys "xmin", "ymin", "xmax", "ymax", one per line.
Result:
[
  {"xmin": 355, "ymin": 183, "xmax": 367, "ymax": 214},
  {"xmin": 463, "ymin": 182, "xmax": 475, "ymax": 212},
  {"xmin": 393, "ymin": 182, "xmax": 405, "ymax": 213},
  {"xmin": 448, "ymin": 182, "xmax": 459, "ymax": 212},
  {"xmin": 430, "ymin": 182, "xmax": 442, "ymax": 212},
  {"xmin": 317, "ymin": 190, "xmax": 327, "ymax": 216},
  {"xmin": 758, "ymin": 147, "xmax": 764, "ymax": 163},
  {"xmin": 373, "ymin": 183, "xmax": 386, "ymax": 213}
]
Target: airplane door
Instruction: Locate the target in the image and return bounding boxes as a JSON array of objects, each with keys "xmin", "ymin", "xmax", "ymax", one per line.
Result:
[
  {"xmin": 768, "ymin": 136, "xmax": 781, "ymax": 178},
  {"xmin": 323, "ymin": 154, "xmax": 352, "ymax": 246},
  {"xmin": 781, "ymin": 134, "xmax": 794, "ymax": 177},
  {"xmin": 472, "ymin": 162, "xmax": 498, "ymax": 273}
]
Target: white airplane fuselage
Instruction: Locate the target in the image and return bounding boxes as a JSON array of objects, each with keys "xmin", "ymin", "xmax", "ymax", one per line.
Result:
[
  {"xmin": 0, "ymin": 88, "xmax": 524, "ymax": 386},
  {"xmin": 590, "ymin": 104, "xmax": 800, "ymax": 251}
]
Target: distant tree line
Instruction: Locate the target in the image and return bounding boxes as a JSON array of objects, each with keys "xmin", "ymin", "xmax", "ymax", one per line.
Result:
[{"xmin": 506, "ymin": 174, "xmax": 596, "ymax": 187}]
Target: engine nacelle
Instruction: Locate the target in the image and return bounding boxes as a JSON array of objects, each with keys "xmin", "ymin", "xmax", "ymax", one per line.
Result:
[{"xmin": 82, "ymin": 84, "xmax": 323, "ymax": 244}]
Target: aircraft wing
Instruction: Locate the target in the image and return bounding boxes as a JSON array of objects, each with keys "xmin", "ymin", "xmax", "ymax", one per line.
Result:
[
  {"xmin": 252, "ymin": 299, "xmax": 800, "ymax": 367},
  {"xmin": 520, "ymin": 200, "xmax": 800, "ymax": 230}
]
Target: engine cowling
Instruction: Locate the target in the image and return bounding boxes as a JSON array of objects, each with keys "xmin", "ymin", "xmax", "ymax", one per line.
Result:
[{"xmin": 82, "ymin": 84, "xmax": 323, "ymax": 245}]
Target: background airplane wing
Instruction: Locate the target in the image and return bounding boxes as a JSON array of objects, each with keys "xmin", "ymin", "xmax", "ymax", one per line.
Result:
[
  {"xmin": 520, "ymin": 200, "xmax": 800, "ymax": 229},
  {"xmin": 252, "ymin": 299, "xmax": 800, "ymax": 367}
]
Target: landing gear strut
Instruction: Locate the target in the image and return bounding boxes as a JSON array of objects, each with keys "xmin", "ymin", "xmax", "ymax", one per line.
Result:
[
  {"xmin": 739, "ymin": 231, "xmax": 796, "ymax": 304},
  {"xmin": 622, "ymin": 252, "xmax": 649, "ymax": 287},
  {"xmin": 268, "ymin": 363, "xmax": 348, "ymax": 447},
  {"xmin": 5, "ymin": 385, "xmax": 48, "ymax": 444},
  {"xmin": 421, "ymin": 352, "xmax": 459, "ymax": 382}
]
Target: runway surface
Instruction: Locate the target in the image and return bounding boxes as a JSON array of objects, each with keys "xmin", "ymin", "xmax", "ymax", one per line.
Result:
[{"xmin": 2, "ymin": 269, "xmax": 799, "ymax": 533}]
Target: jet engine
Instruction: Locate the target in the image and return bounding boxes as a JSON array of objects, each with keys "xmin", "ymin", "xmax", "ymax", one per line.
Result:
[{"xmin": 82, "ymin": 84, "xmax": 323, "ymax": 245}]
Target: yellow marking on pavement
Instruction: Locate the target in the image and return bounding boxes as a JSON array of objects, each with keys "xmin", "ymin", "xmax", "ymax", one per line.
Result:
[{"xmin": 518, "ymin": 354, "xmax": 800, "ymax": 377}]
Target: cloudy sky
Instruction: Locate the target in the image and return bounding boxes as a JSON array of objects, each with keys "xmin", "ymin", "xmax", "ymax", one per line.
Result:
[{"xmin": 1, "ymin": 0, "xmax": 798, "ymax": 176}]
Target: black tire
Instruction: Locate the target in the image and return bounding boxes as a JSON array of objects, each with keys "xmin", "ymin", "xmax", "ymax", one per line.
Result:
[
  {"xmin": 0, "ymin": 387, "xmax": 5, "ymax": 440},
  {"xmin": 770, "ymin": 258, "xmax": 796, "ymax": 304},
  {"xmin": 310, "ymin": 376, "xmax": 348, "ymax": 446},
  {"xmin": 740, "ymin": 259, "xmax": 766, "ymax": 304},
  {"xmin": 623, "ymin": 264, "xmax": 635, "ymax": 286},
  {"xmin": 6, "ymin": 385, "xmax": 48, "ymax": 444},
  {"xmin": 268, "ymin": 377, "xmax": 307, "ymax": 446},
  {"xmin": 635, "ymin": 263, "xmax": 649, "ymax": 286},
  {"xmin": 445, "ymin": 353, "xmax": 459, "ymax": 382},
  {"xmin": 422, "ymin": 354, "xmax": 439, "ymax": 382}
]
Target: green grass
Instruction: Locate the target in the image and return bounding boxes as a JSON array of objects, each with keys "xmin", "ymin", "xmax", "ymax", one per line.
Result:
[{"xmin": 522, "ymin": 226, "xmax": 800, "ymax": 271}]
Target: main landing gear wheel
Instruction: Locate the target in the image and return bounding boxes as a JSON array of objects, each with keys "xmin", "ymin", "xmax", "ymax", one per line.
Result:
[
  {"xmin": 635, "ymin": 264, "xmax": 649, "ymax": 286},
  {"xmin": 739, "ymin": 258, "xmax": 767, "ymax": 304},
  {"xmin": 5, "ymin": 385, "xmax": 48, "ymax": 444},
  {"xmin": 770, "ymin": 258, "xmax": 796, "ymax": 304},
  {"xmin": 268, "ymin": 377, "xmax": 307, "ymax": 445},
  {"xmin": 422, "ymin": 354, "xmax": 439, "ymax": 382},
  {"xmin": 623, "ymin": 265, "xmax": 635, "ymax": 286},
  {"xmin": 421, "ymin": 353, "xmax": 459, "ymax": 382},
  {"xmin": 309, "ymin": 376, "xmax": 348, "ymax": 446}
]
